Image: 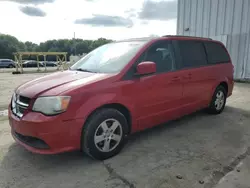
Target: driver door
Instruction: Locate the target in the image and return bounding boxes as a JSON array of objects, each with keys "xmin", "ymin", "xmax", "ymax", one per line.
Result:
[{"xmin": 124, "ymin": 40, "xmax": 183, "ymax": 130}]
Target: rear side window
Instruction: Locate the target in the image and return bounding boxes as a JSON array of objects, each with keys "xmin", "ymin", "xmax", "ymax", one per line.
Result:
[
  {"xmin": 204, "ymin": 42, "xmax": 230, "ymax": 64},
  {"xmin": 178, "ymin": 40, "xmax": 207, "ymax": 68}
]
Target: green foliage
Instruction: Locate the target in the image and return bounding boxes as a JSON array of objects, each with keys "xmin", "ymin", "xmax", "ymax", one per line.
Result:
[
  {"xmin": 0, "ymin": 34, "xmax": 113, "ymax": 60},
  {"xmin": 0, "ymin": 34, "xmax": 23, "ymax": 58}
]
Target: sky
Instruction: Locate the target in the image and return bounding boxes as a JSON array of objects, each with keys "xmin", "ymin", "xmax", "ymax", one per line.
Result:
[{"xmin": 0, "ymin": 0, "xmax": 177, "ymax": 44}]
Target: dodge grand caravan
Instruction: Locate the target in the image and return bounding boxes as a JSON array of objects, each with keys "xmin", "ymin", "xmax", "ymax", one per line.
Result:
[{"xmin": 9, "ymin": 35, "xmax": 234, "ymax": 160}]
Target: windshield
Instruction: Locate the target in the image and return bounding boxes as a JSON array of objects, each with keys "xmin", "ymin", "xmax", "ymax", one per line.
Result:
[{"xmin": 70, "ymin": 41, "xmax": 146, "ymax": 73}]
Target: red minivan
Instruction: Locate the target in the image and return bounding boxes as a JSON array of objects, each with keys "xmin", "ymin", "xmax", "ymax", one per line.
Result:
[{"xmin": 9, "ymin": 36, "xmax": 234, "ymax": 160}]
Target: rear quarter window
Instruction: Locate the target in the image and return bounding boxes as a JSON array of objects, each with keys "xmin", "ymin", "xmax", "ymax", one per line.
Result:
[
  {"xmin": 178, "ymin": 40, "xmax": 207, "ymax": 68},
  {"xmin": 204, "ymin": 42, "xmax": 230, "ymax": 64}
]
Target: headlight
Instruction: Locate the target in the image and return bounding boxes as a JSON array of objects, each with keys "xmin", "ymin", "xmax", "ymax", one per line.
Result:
[
  {"xmin": 32, "ymin": 96, "xmax": 71, "ymax": 115},
  {"xmin": 11, "ymin": 93, "xmax": 16, "ymax": 109}
]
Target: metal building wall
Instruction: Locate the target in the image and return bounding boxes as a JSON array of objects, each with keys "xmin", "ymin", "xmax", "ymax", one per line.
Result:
[{"xmin": 177, "ymin": 0, "xmax": 250, "ymax": 80}]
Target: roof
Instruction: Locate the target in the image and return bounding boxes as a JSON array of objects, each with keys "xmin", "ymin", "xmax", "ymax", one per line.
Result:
[
  {"xmin": 0, "ymin": 59, "xmax": 13, "ymax": 61},
  {"xmin": 116, "ymin": 35, "xmax": 213, "ymax": 43},
  {"xmin": 162, "ymin": 35, "xmax": 213, "ymax": 40},
  {"xmin": 116, "ymin": 37, "xmax": 157, "ymax": 43}
]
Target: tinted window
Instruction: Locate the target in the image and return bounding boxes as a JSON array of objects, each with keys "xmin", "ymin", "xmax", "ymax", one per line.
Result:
[
  {"xmin": 204, "ymin": 42, "xmax": 230, "ymax": 64},
  {"xmin": 178, "ymin": 40, "xmax": 207, "ymax": 68},
  {"xmin": 139, "ymin": 41, "xmax": 175, "ymax": 73}
]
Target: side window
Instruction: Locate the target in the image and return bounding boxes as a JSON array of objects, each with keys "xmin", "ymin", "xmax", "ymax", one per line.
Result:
[
  {"xmin": 204, "ymin": 42, "xmax": 230, "ymax": 64},
  {"xmin": 139, "ymin": 41, "xmax": 175, "ymax": 73},
  {"xmin": 178, "ymin": 40, "xmax": 207, "ymax": 68}
]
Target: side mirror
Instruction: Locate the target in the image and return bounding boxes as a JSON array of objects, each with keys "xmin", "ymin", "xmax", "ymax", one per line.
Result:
[{"xmin": 136, "ymin": 61, "xmax": 156, "ymax": 76}]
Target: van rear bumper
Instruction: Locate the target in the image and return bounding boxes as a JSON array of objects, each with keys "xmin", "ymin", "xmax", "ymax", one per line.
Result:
[{"xmin": 227, "ymin": 80, "xmax": 234, "ymax": 97}]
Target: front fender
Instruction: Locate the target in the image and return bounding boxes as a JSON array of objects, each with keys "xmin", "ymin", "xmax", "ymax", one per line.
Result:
[{"xmin": 74, "ymin": 92, "xmax": 136, "ymax": 126}]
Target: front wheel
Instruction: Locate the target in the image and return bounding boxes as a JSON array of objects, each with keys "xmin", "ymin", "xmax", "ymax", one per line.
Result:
[
  {"xmin": 8, "ymin": 64, "xmax": 14, "ymax": 68},
  {"xmin": 82, "ymin": 108, "xmax": 128, "ymax": 160},
  {"xmin": 207, "ymin": 85, "xmax": 227, "ymax": 114}
]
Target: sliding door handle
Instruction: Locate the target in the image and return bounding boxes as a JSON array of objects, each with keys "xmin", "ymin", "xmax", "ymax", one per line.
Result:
[
  {"xmin": 183, "ymin": 73, "xmax": 192, "ymax": 79},
  {"xmin": 171, "ymin": 76, "xmax": 181, "ymax": 82}
]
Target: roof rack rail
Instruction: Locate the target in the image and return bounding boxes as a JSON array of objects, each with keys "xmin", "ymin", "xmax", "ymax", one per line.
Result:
[{"xmin": 162, "ymin": 35, "xmax": 213, "ymax": 40}]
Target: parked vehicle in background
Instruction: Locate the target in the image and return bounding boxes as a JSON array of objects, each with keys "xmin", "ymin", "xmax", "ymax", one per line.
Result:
[
  {"xmin": 0, "ymin": 59, "xmax": 15, "ymax": 68},
  {"xmin": 22, "ymin": 60, "xmax": 44, "ymax": 68},
  {"xmin": 9, "ymin": 35, "xmax": 234, "ymax": 160},
  {"xmin": 41, "ymin": 61, "xmax": 57, "ymax": 67}
]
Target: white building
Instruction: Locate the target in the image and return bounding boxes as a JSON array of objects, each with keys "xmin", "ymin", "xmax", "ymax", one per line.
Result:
[{"xmin": 177, "ymin": 0, "xmax": 250, "ymax": 80}]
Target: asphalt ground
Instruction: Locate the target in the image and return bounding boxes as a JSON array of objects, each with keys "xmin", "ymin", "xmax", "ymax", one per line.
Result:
[{"xmin": 0, "ymin": 71, "xmax": 250, "ymax": 188}]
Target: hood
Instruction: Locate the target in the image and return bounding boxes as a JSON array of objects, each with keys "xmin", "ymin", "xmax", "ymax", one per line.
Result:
[{"xmin": 16, "ymin": 70, "xmax": 112, "ymax": 98}]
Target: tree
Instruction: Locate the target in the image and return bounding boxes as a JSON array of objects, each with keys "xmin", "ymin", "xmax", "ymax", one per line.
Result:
[
  {"xmin": 75, "ymin": 40, "xmax": 92, "ymax": 55},
  {"xmin": 0, "ymin": 34, "xmax": 24, "ymax": 58},
  {"xmin": 24, "ymin": 41, "xmax": 38, "ymax": 52},
  {"xmin": 0, "ymin": 34, "xmax": 113, "ymax": 60},
  {"xmin": 90, "ymin": 38, "xmax": 112, "ymax": 51}
]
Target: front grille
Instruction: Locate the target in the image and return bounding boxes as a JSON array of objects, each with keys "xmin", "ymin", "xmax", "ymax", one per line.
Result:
[
  {"xmin": 11, "ymin": 93, "xmax": 30, "ymax": 118},
  {"xmin": 19, "ymin": 95, "xmax": 30, "ymax": 104},
  {"xmin": 18, "ymin": 105, "xmax": 27, "ymax": 114},
  {"xmin": 14, "ymin": 132, "xmax": 49, "ymax": 149}
]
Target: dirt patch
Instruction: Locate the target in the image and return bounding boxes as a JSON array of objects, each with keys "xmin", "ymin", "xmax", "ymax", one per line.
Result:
[{"xmin": 0, "ymin": 71, "xmax": 51, "ymax": 110}]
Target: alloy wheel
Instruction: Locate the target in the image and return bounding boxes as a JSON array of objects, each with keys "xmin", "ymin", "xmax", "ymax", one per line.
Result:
[
  {"xmin": 94, "ymin": 118, "xmax": 123, "ymax": 152},
  {"xmin": 215, "ymin": 90, "xmax": 225, "ymax": 110}
]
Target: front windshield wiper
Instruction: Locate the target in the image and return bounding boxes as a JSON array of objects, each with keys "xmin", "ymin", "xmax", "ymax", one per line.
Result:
[{"xmin": 75, "ymin": 68, "xmax": 97, "ymax": 73}]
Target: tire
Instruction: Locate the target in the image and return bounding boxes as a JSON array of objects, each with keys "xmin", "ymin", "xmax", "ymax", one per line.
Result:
[
  {"xmin": 207, "ymin": 85, "xmax": 227, "ymax": 114},
  {"xmin": 82, "ymin": 108, "xmax": 128, "ymax": 160},
  {"xmin": 8, "ymin": 64, "xmax": 14, "ymax": 68}
]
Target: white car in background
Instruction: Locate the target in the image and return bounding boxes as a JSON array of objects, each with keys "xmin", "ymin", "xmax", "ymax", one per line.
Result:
[{"xmin": 0, "ymin": 59, "xmax": 16, "ymax": 68}]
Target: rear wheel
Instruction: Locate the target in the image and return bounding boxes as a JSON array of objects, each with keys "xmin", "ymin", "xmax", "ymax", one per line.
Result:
[
  {"xmin": 207, "ymin": 85, "xmax": 227, "ymax": 114},
  {"xmin": 82, "ymin": 108, "xmax": 128, "ymax": 160}
]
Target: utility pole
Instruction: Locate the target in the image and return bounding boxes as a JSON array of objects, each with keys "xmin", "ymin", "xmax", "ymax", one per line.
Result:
[{"xmin": 74, "ymin": 32, "xmax": 76, "ymax": 55}]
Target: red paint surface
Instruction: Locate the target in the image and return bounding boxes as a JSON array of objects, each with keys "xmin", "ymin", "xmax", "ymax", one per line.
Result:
[
  {"xmin": 136, "ymin": 61, "xmax": 156, "ymax": 75},
  {"xmin": 9, "ymin": 36, "xmax": 234, "ymax": 154}
]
